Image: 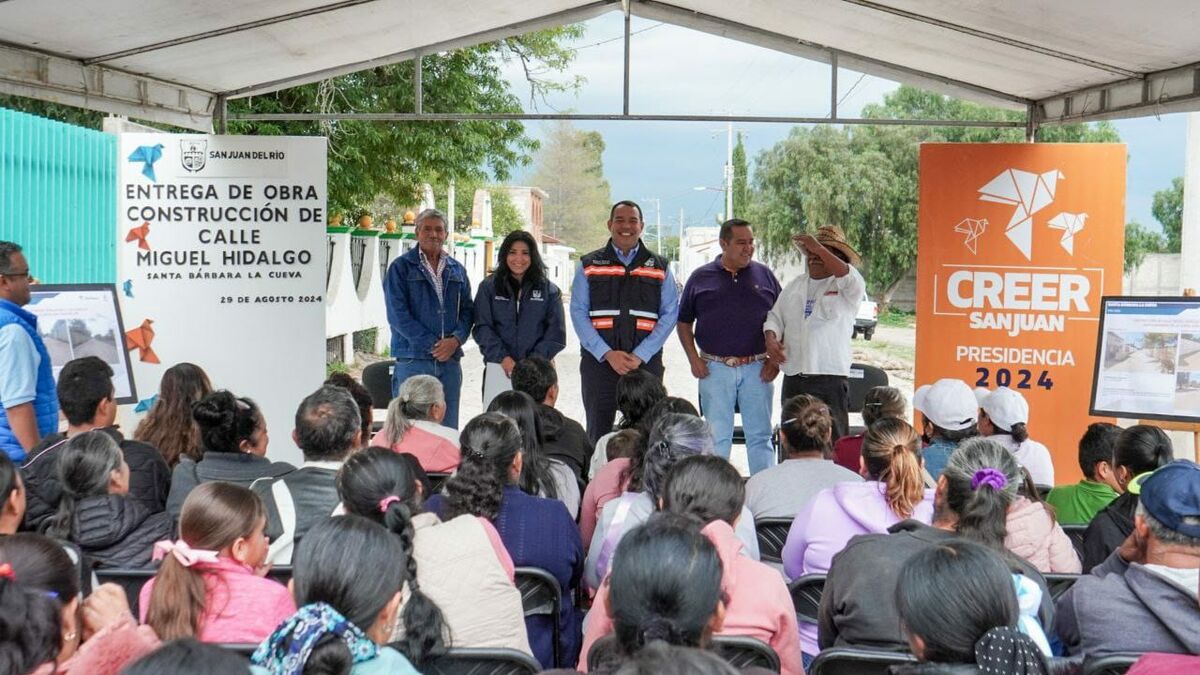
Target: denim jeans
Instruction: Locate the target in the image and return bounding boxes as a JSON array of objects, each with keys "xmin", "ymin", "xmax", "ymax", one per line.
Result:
[
  {"xmin": 391, "ymin": 358, "xmax": 463, "ymax": 428},
  {"xmin": 699, "ymin": 360, "xmax": 776, "ymax": 475}
]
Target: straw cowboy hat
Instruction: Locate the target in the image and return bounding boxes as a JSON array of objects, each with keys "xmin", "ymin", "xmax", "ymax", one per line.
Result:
[{"xmin": 815, "ymin": 225, "xmax": 861, "ymax": 266}]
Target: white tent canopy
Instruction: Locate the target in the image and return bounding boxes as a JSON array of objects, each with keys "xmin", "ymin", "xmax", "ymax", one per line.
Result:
[{"xmin": 2, "ymin": 0, "xmax": 1198, "ymax": 131}]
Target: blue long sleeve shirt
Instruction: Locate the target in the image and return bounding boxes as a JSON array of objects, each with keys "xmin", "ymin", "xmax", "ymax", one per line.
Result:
[{"xmin": 569, "ymin": 244, "xmax": 679, "ymax": 364}]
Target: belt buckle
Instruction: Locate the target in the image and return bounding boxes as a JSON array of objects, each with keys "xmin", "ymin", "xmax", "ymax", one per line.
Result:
[{"xmin": 723, "ymin": 356, "xmax": 739, "ymax": 368}]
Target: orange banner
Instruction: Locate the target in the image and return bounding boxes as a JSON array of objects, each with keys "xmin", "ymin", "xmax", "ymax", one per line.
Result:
[{"xmin": 916, "ymin": 143, "xmax": 1125, "ymax": 484}]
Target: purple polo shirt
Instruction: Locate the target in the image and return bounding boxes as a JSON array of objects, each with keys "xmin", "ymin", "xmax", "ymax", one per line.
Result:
[{"xmin": 678, "ymin": 255, "xmax": 781, "ymax": 357}]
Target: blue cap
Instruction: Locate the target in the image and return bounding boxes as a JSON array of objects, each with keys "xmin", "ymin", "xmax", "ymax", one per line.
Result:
[{"xmin": 1138, "ymin": 460, "xmax": 1200, "ymax": 539}]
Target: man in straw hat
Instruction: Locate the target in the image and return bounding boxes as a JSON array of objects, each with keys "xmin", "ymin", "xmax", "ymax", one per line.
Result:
[{"xmin": 763, "ymin": 225, "xmax": 866, "ymax": 439}]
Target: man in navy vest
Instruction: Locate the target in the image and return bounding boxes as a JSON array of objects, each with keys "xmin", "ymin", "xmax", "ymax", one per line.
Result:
[
  {"xmin": 0, "ymin": 241, "xmax": 58, "ymax": 461},
  {"xmin": 570, "ymin": 201, "xmax": 679, "ymax": 443}
]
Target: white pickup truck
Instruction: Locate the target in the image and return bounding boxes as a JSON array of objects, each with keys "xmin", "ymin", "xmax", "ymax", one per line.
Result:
[{"xmin": 854, "ymin": 295, "xmax": 878, "ymax": 340}]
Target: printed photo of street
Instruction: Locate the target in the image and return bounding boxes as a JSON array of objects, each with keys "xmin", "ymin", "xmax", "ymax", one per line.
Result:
[{"xmin": 1103, "ymin": 331, "xmax": 1178, "ymax": 375}]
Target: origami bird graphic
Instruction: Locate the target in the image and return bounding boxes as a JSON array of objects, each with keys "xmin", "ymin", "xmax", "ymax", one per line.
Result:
[
  {"xmin": 124, "ymin": 319, "xmax": 159, "ymax": 364},
  {"xmin": 977, "ymin": 168, "xmax": 1063, "ymax": 260},
  {"xmin": 1047, "ymin": 212, "xmax": 1088, "ymax": 255},
  {"xmin": 125, "ymin": 222, "xmax": 151, "ymax": 250},
  {"xmin": 953, "ymin": 218, "xmax": 988, "ymax": 254},
  {"xmin": 122, "ymin": 280, "xmax": 133, "ymax": 298},
  {"xmin": 134, "ymin": 395, "xmax": 158, "ymax": 413},
  {"xmin": 127, "ymin": 144, "xmax": 164, "ymax": 182}
]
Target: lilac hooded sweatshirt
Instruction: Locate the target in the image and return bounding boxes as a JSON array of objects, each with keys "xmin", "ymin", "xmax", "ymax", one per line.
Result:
[{"xmin": 782, "ymin": 480, "xmax": 935, "ymax": 654}]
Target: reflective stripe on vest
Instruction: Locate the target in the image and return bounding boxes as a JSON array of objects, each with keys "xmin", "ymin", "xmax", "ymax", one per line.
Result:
[
  {"xmin": 589, "ymin": 309, "xmax": 621, "ymax": 317},
  {"xmin": 635, "ymin": 319, "xmax": 656, "ymax": 332},
  {"xmin": 629, "ymin": 267, "xmax": 666, "ymax": 280},
  {"xmin": 628, "ymin": 309, "xmax": 658, "ymax": 319},
  {"xmin": 592, "ymin": 318, "xmax": 615, "ymax": 329},
  {"xmin": 583, "ymin": 265, "xmax": 626, "ymax": 277}
]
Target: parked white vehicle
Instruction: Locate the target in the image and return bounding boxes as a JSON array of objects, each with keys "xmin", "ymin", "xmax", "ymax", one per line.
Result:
[{"xmin": 854, "ymin": 295, "xmax": 878, "ymax": 340}]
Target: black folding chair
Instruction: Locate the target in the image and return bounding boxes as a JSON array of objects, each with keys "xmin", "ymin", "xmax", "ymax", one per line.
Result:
[
  {"xmin": 94, "ymin": 568, "xmax": 157, "ymax": 617},
  {"xmin": 514, "ymin": 567, "xmax": 562, "ymax": 667},
  {"xmin": 1080, "ymin": 653, "xmax": 1142, "ymax": 675},
  {"xmin": 361, "ymin": 360, "xmax": 395, "ymax": 431},
  {"xmin": 409, "ymin": 647, "xmax": 542, "ymax": 675},
  {"xmin": 754, "ymin": 517, "xmax": 793, "ymax": 565},
  {"xmin": 711, "ymin": 635, "xmax": 781, "ymax": 672},
  {"xmin": 217, "ymin": 643, "xmax": 258, "ymax": 659},
  {"xmin": 1061, "ymin": 523, "xmax": 1088, "ymax": 560},
  {"xmin": 265, "ymin": 565, "xmax": 293, "ymax": 586},
  {"xmin": 847, "ymin": 363, "xmax": 889, "ymax": 414},
  {"xmin": 788, "ymin": 573, "xmax": 827, "ymax": 625},
  {"xmin": 427, "ymin": 472, "xmax": 452, "ymax": 494},
  {"xmin": 808, "ymin": 646, "xmax": 917, "ymax": 675},
  {"xmin": 1043, "ymin": 572, "xmax": 1080, "ymax": 601}
]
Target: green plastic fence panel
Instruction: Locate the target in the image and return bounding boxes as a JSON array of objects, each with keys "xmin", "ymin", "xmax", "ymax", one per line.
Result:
[{"xmin": 0, "ymin": 107, "xmax": 117, "ymax": 283}]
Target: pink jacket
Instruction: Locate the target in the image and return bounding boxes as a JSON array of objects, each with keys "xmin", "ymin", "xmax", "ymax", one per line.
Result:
[
  {"xmin": 138, "ymin": 557, "xmax": 297, "ymax": 643},
  {"xmin": 580, "ymin": 458, "xmax": 632, "ymax": 551},
  {"xmin": 31, "ymin": 617, "xmax": 159, "ymax": 675},
  {"xmin": 1004, "ymin": 496, "xmax": 1082, "ymax": 574},
  {"xmin": 371, "ymin": 421, "xmax": 461, "ymax": 473},
  {"xmin": 580, "ymin": 520, "xmax": 802, "ymax": 675}
]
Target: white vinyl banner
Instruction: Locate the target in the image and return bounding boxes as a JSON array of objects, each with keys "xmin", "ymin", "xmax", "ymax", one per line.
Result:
[{"xmin": 117, "ymin": 134, "xmax": 327, "ymax": 465}]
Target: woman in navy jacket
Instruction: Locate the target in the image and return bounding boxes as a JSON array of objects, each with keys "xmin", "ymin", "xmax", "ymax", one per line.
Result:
[{"xmin": 473, "ymin": 230, "xmax": 566, "ymax": 408}]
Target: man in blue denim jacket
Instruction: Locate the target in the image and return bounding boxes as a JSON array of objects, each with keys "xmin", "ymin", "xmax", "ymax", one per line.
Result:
[{"xmin": 383, "ymin": 209, "xmax": 473, "ymax": 428}]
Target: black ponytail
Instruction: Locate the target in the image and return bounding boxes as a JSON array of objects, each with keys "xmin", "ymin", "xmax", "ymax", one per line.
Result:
[
  {"xmin": 1114, "ymin": 424, "xmax": 1174, "ymax": 475},
  {"xmin": 382, "ymin": 500, "xmax": 448, "ymax": 665},
  {"xmin": 445, "ymin": 413, "xmax": 521, "ymax": 521},
  {"xmin": 0, "ymin": 578, "xmax": 62, "ymax": 675}
]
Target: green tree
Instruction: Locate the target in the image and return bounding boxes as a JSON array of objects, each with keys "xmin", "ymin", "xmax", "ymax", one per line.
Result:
[
  {"xmin": 732, "ymin": 132, "xmax": 749, "ymax": 219},
  {"xmin": 1151, "ymin": 177, "xmax": 1184, "ymax": 252},
  {"xmin": 529, "ymin": 120, "xmax": 612, "ymax": 251},
  {"xmin": 660, "ymin": 235, "xmax": 681, "ymax": 262},
  {"xmin": 748, "ymin": 85, "xmax": 1120, "ymax": 306},
  {"xmin": 1124, "ymin": 221, "xmax": 1167, "ymax": 272}
]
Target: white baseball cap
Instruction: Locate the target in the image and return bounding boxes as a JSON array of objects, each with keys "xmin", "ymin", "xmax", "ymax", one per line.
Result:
[
  {"xmin": 975, "ymin": 386, "xmax": 1029, "ymax": 432},
  {"xmin": 912, "ymin": 378, "xmax": 978, "ymax": 431}
]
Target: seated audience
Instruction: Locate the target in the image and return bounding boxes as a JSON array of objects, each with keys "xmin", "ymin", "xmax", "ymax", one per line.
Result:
[
  {"xmin": 1, "ymin": 452, "xmax": 25, "ymax": 533},
  {"xmin": 166, "ymin": 391, "xmax": 294, "ymax": 522},
  {"xmin": 123, "ymin": 638, "xmax": 257, "ymax": 675},
  {"xmin": 587, "ymin": 413, "xmax": 759, "ymax": 590},
  {"xmin": 23, "ymin": 356, "xmax": 170, "ymax": 531},
  {"xmin": 783, "ymin": 417, "xmax": 932, "ymax": 658},
  {"xmin": 512, "ymin": 356, "xmax": 593, "ymax": 479},
  {"xmin": 337, "ymin": 447, "xmax": 531, "ymax": 655},
  {"xmin": 0, "ymin": 533, "xmax": 160, "ymax": 675},
  {"xmin": 370, "ymin": 374, "xmax": 460, "ymax": 473},
  {"xmin": 579, "ymin": 429, "xmax": 640, "ymax": 550},
  {"xmin": 1046, "ymin": 422, "xmax": 1122, "ymax": 525},
  {"xmin": 584, "ymin": 456, "xmax": 802, "ymax": 675},
  {"xmin": 43, "ymin": 431, "xmax": 170, "ymax": 568},
  {"xmin": 820, "ymin": 437, "xmax": 1057, "ymax": 653},
  {"xmin": 488, "ymin": 390, "xmax": 581, "ymax": 518},
  {"xmin": 976, "ymin": 386, "xmax": 1055, "ymax": 487},
  {"xmin": 325, "ymin": 371, "xmax": 375, "ymax": 447},
  {"xmin": 1057, "ymin": 460, "xmax": 1200, "ymax": 658},
  {"xmin": 139, "ymin": 482, "xmax": 294, "ymax": 643},
  {"xmin": 589, "ymin": 370, "xmax": 666, "ymax": 479},
  {"xmin": 892, "ymin": 540, "xmax": 1050, "ymax": 675},
  {"xmin": 1081, "ymin": 424, "xmax": 1174, "ymax": 570},
  {"xmin": 251, "ymin": 516, "xmax": 422, "ymax": 673},
  {"xmin": 253, "ymin": 385, "xmax": 361, "ymax": 564},
  {"xmin": 133, "ymin": 362, "xmax": 213, "ymax": 469},
  {"xmin": 565, "ymin": 515, "xmax": 730, "ymax": 674},
  {"xmin": 912, "ymin": 378, "xmax": 979, "ymax": 479},
  {"xmin": 832, "ymin": 386, "xmax": 905, "ymax": 472},
  {"xmin": 745, "ymin": 394, "xmax": 861, "ymax": 520},
  {"xmin": 427, "ymin": 412, "xmax": 583, "ymax": 669},
  {"xmin": 1006, "ymin": 478, "xmax": 1081, "ymax": 574}
]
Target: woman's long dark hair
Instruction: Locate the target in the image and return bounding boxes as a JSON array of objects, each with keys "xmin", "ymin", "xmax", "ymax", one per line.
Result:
[
  {"xmin": 292, "ymin": 516, "xmax": 417, "ymax": 672},
  {"xmin": 492, "ymin": 230, "xmax": 546, "ymax": 294},
  {"xmin": 616, "ymin": 371, "xmax": 667, "ymax": 431},
  {"xmin": 487, "ymin": 390, "xmax": 558, "ymax": 500},
  {"xmin": 940, "ymin": 438, "xmax": 1021, "ymax": 551},
  {"xmin": 623, "ymin": 397, "xmax": 699, "ymax": 491},
  {"xmin": 44, "ymin": 431, "xmax": 123, "ymax": 540},
  {"xmin": 134, "ymin": 362, "xmax": 213, "ymax": 467},
  {"xmin": 1114, "ymin": 425, "xmax": 1174, "ymax": 475},
  {"xmin": 895, "ymin": 540, "xmax": 1023, "ymax": 665},
  {"xmin": 445, "ymin": 413, "xmax": 523, "ymax": 521},
  {"xmin": 609, "ymin": 514, "xmax": 723, "ymax": 657},
  {"xmin": 336, "ymin": 448, "xmax": 448, "ymax": 665},
  {"xmin": 661, "ymin": 455, "xmax": 744, "ymax": 526},
  {"xmin": 0, "ymin": 533, "xmax": 81, "ymax": 675}
]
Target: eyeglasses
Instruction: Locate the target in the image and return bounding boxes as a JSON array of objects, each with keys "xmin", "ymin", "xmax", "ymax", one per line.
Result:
[{"xmin": 1, "ymin": 269, "xmax": 31, "ymax": 280}]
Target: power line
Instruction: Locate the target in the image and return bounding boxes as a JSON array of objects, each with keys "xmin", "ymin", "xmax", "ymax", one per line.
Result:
[{"xmin": 568, "ymin": 22, "xmax": 664, "ymax": 52}]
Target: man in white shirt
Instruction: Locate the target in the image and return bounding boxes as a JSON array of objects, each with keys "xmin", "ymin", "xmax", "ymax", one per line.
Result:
[{"xmin": 763, "ymin": 226, "xmax": 865, "ymax": 439}]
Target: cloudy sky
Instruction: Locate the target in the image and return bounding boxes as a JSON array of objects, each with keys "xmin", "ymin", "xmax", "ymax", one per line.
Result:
[{"xmin": 502, "ymin": 13, "xmax": 1187, "ymax": 241}]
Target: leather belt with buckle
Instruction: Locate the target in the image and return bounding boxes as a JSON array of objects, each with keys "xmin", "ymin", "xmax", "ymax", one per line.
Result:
[{"xmin": 700, "ymin": 351, "xmax": 769, "ymax": 368}]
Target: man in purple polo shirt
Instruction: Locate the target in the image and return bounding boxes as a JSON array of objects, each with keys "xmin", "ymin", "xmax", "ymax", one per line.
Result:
[{"xmin": 677, "ymin": 219, "xmax": 782, "ymax": 474}]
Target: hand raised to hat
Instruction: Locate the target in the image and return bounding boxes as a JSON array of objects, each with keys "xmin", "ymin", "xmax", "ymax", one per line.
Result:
[{"xmin": 792, "ymin": 234, "xmax": 822, "ymax": 255}]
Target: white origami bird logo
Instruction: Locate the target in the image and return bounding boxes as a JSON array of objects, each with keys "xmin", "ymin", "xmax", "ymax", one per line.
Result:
[
  {"xmin": 953, "ymin": 218, "xmax": 988, "ymax": 254},
  {"xmin": 1047, "ymin": 212, "xmax": 1087, "ymax": 254},
  {"xmin": 977, "ymin": 168, "xmax": 1064, "ymax": 260}
]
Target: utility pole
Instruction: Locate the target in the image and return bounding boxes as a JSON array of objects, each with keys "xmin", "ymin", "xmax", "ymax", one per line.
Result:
[
  {"xmin": 642, "ymin": 197, "xmax": 661, "ymax": 248},
  {"xmin": 725, "ymin": 121, "xmax": 734, "ymax": 221}
]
